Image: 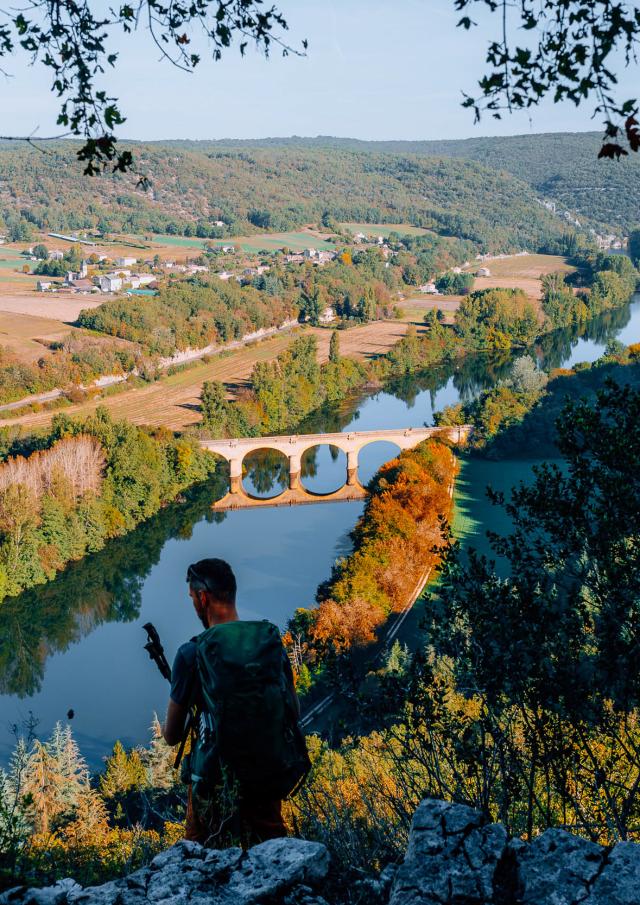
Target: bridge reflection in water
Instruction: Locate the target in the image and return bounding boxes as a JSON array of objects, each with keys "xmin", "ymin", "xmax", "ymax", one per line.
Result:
[{"xmin": 201, "ymin": 426, "xmax": 471, "ymax": 510}]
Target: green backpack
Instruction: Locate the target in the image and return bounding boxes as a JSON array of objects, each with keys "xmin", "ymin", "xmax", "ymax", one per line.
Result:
[{"xmin": 188, "ymin": 620, "xmax": 310, "ymax": 801}]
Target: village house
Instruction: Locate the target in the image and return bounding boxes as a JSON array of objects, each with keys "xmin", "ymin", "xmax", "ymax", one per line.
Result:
[
  {"xmin": 68, "ymin": 278, "xmax": 95, "ymax": 293},
  {"xmin": 99, "ymin": 275, "xmax": 123, "ymax": 293},
  {"xmin": 353, "ymin": 232, "xmax": 367, "ymax": 243},
  {"xmin": 215, "ymin": 271, "xmax": 234, "ymax": 281},
  {"xmin": 316, "ymin": 251, "xmax": 336, "ymax": 264},
  {"xmin": 476, "ymin": 267, "xmax": 491, "ymax": 277},
  {"xmin": 37, "ymin": 280, "xmax": 52, "ymax": 292},
  {"xmin": 115, "ymin": 256, "xmax": 138, "ymax": 267},
  {"xmin": 49, "ymin": 249, "xmax": 64, "ymax": 261},
  {"xmin": 319, "ymin": 306, "xmax": 336, "ymax": 324},
  {"xmin": 419, "ymin": 282, "xmax": 439, "ymax": 294},
  {"xmin": 284, "ymin": 253, "xmax": 305, "ymax": 265},
  {"xmin": 65, "ymin": 261, "xmax": 89, "ymax": 284},
  {"xmin": 127, "ymin": 273, "xmax": 157, "ymax": 289}
]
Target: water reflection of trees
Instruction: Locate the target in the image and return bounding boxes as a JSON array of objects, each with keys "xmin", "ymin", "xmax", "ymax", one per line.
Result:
[
  {"xmin": 535, "ymin": 304, "xmax": 633, "ymax": 370},
  {"xmin": 242, "ymin": 448, "xmax": 323, "ymax": 495},
  {"xmin": 0, "ymin": 476, "xmax": 227, "ymax": 698}
]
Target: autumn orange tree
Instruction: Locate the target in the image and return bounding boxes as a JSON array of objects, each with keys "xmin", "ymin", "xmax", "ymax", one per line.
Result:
[{"xmin": 292, "ymin": 439, "xmax": 457, "ymax": 665}]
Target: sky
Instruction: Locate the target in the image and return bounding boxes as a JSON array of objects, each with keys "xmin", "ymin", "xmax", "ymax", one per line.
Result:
[{"xmin": 3, "ymin": 0, "xmax": 639, "ymax": 143}]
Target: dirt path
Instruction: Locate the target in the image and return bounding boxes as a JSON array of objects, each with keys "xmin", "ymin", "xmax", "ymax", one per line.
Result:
[{"xmin": 1, "ymin": 320, "xmax": 415, "ymax": 433}]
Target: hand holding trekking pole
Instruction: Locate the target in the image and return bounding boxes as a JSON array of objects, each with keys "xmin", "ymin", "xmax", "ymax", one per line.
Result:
[{"xmin": 143, "ymin": 622, "xmax": 172, "ymax": 682}]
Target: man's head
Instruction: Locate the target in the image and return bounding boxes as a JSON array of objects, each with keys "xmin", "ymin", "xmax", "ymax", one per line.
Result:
[{"xmin": 186, "ymin": 558, "xmax": 237, "ymax": 628}]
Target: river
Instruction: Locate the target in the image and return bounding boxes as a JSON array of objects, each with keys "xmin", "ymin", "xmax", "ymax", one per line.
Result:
[{"xmin": 1, "ymin": 298, "xmax": 639, "ymax": 766}]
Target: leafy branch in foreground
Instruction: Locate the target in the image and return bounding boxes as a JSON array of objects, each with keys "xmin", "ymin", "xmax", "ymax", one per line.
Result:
[
  {"xmin": 455, "ymin": 0, "xmax": 640, "ymax": 157},
  {"xmin": 0, "ymin": 0, "xmax": 304, "ymax": 176}
]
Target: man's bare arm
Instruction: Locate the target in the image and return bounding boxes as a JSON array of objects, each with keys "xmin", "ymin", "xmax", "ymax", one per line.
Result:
[{"xmin": 163, "ymin": 697, "xmax": 189, "ymax": 746}]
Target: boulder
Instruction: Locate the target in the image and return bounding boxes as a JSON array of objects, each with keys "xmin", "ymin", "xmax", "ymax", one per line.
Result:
[{"xmin": 389, "ymin": 799, "xmax": 507, "ymax": 905}]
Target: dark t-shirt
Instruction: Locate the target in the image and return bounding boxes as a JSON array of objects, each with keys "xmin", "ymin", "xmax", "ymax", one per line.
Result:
[
  {"xmin": 170, "ymin": 639, "xmax": 199, "ymax": 708},
  {"xmin": 170, "ymin": 632, "xmax": 299, "ymax": 716}
]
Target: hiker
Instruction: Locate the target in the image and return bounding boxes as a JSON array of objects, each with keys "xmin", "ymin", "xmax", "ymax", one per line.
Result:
[{"xmin": 163, "ymin": 557, "xmax": 309, "ymax": 848}]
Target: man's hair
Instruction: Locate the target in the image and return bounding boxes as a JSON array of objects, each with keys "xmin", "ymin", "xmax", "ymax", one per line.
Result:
[{"xmin": 187, "ymin": 558, "xmax": 237, "ymax": 605}]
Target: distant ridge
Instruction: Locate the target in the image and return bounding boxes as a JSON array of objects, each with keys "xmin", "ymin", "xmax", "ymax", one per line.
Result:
[
  {"xmin": 1, "ymin": 130, "xmax": 635, "ymax": 239},
  {"xmin": 145, "ymin": 131, "xmax": 638, "ymax": 234}
]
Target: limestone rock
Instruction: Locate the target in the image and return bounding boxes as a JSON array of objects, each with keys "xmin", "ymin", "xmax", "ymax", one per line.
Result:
[
  {"xmin": 515, "ymin": 828, "xmax": 605, "ymax": 904},
  {"xmin": 389, "ymin": 798, "xmax": 507, "ymax": 905},
  {"xmin": 0, "ymin": 838, "xmax": 330, "ymax": 905},
  {"xmin": 6, "ymin": 801, "xmax": 640, "ymax": 905},
  {"xmin": 589, "ymin": 841, "xmax": 640, "ymax": 904}
]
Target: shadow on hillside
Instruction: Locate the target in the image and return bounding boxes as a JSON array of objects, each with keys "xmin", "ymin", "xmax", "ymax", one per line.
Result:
[{"xmin": 483, "ymin": 360, "xmax": 640, "ymax": 460}]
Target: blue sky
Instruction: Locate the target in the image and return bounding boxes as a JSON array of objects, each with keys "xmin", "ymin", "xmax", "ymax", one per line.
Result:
[{"xmin": 3, "ymin": 0, "xmax": 639, "ymax": 142}]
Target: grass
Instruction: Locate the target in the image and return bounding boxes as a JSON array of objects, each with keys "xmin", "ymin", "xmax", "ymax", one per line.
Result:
[
  {"xmin": 143, "ymin": 231, "xmax": 337, "ymax": 254},
  {"xmin": 340, "ymin": 222, "xmax": 433, "ymax": 238}
]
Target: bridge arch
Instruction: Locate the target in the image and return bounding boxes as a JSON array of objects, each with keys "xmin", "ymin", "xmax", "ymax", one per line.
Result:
[
  {"xmin": 299, "ymin": 444, "xmax": 349, "ymax": 496},
  {"xmin": 241, "ymin": 447, "xmax": 290, "ymax": 500}
]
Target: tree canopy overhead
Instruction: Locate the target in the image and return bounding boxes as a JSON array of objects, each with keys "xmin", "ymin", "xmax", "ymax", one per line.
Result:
[
  {"xmin": 456, "ymin": 0, "xmax": 640, "ymax": 157},
  {"xmin": 1, "ymin": 0, "xmax": 302, "ymax": 175}
]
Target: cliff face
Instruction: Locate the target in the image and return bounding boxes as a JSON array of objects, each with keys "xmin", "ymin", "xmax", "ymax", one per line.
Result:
[{"xmin": 3, "ymin": 798, "xmax": 640, "ymax": 905}]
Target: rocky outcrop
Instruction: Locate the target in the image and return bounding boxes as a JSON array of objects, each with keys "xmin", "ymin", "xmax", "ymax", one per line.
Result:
[
  {"xmin": 0, "ymin": 837, "xmax": 330, "ymax": 905},
  {"xmin": 4, "ymin": 799, "xmax": 640, "ymax": 905},
  {"xmin": 389, "ymin": 799, "xmax": 640, "ymax": 905}
]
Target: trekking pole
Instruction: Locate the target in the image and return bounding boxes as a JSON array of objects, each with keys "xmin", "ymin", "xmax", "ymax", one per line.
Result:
[
  {"xmin": 142, "ymin": 622, "xmax": 194, "ymax": 770},
  {"xmin": 143, "ymin": 622, "xmax": 172, "ymax": 682}
]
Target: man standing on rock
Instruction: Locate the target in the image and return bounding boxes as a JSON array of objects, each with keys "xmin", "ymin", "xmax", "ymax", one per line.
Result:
[{"xmin": 163, "ymin": 557, "xmax": 309, "ymax": 848}]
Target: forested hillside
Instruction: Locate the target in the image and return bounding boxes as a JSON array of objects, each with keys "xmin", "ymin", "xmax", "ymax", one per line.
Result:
[
  {"xmin": 0, "ymin": 143, "xmax": 566, "ymax": 253},
  {"xmin": 169, "ymin": 133, "xmax": 640, "ymax": 236}
]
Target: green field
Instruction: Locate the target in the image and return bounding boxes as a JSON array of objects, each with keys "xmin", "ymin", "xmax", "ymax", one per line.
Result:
[
  {"xmin": 148, "ymin": 231, "xmax": 336, "ymax": 254},
  {"xmin": 340, "ymin": 222, "xmax": 433, "ymax": 238},
  {"xmin": 0, "ymin": 247, "xmax": 24, "ymax": 269}
]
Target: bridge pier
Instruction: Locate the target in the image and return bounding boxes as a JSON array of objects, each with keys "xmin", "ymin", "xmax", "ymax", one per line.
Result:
[
  {"xmin": 289, "ymin": 454, "xmax": 302, "ymax": 490},
  {"xmin": 346, "ymin": 449, "xmax": 359, "ymax": 486},
  {"xmin": 229, "ymin": 457, "xmax": 244, "ymax": 495}
]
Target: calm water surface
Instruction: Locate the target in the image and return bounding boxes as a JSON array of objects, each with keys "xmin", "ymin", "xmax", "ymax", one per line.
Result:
[{"xmin": 1, "ymin": 299, "xmax": 639, "ymax": 765}]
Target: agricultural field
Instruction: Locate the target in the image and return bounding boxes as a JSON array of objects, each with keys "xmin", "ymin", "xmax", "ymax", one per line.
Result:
[
  {"xmin": 466, "ymin": 253, "xmax": 575, "ymax": 308},
  {"xmin": 0, "ymin": 320, "xmax": 417, "ymax": 433},
  {"xmin": 340, "ymin": 222, "xmax": 432, "ymax": 238},
  {"xmin": 0, "ymin": 292, "xmax": 102, "ymax": 322},
  {"xmin": 0, "ymin": 312, "xmax": 81, "ymax": 363},
  {"xmin": 400, "ymin": 296, "xmax": 462, "ymax": 324},
  {"xmin": 0, "ymin": 245, "xmax": 41, "ymax": 293},
  {"xmin": 125, "ymin": 229, "xmax": 337, "ymax": 256}
]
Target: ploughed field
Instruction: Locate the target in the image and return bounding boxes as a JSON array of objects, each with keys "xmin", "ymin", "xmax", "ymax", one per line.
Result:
[
  {"xmin": 0, "ymin": 320, "xmax": 418, "ymax": 431},
  {"xmin": 469, "ymin": 253, "xmax": 576, "ymax": 308}
]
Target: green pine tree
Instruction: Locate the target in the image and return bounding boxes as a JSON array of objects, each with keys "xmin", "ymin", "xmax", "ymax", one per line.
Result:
[{"xmin": 329, "ymin": 330, "xmax": 340, "ymax": 364}]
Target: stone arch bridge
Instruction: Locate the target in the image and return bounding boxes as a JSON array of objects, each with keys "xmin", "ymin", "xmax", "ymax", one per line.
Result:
[{"xmin": 202, "ymin": 425, "xmax": 471, "ymax": 509}]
